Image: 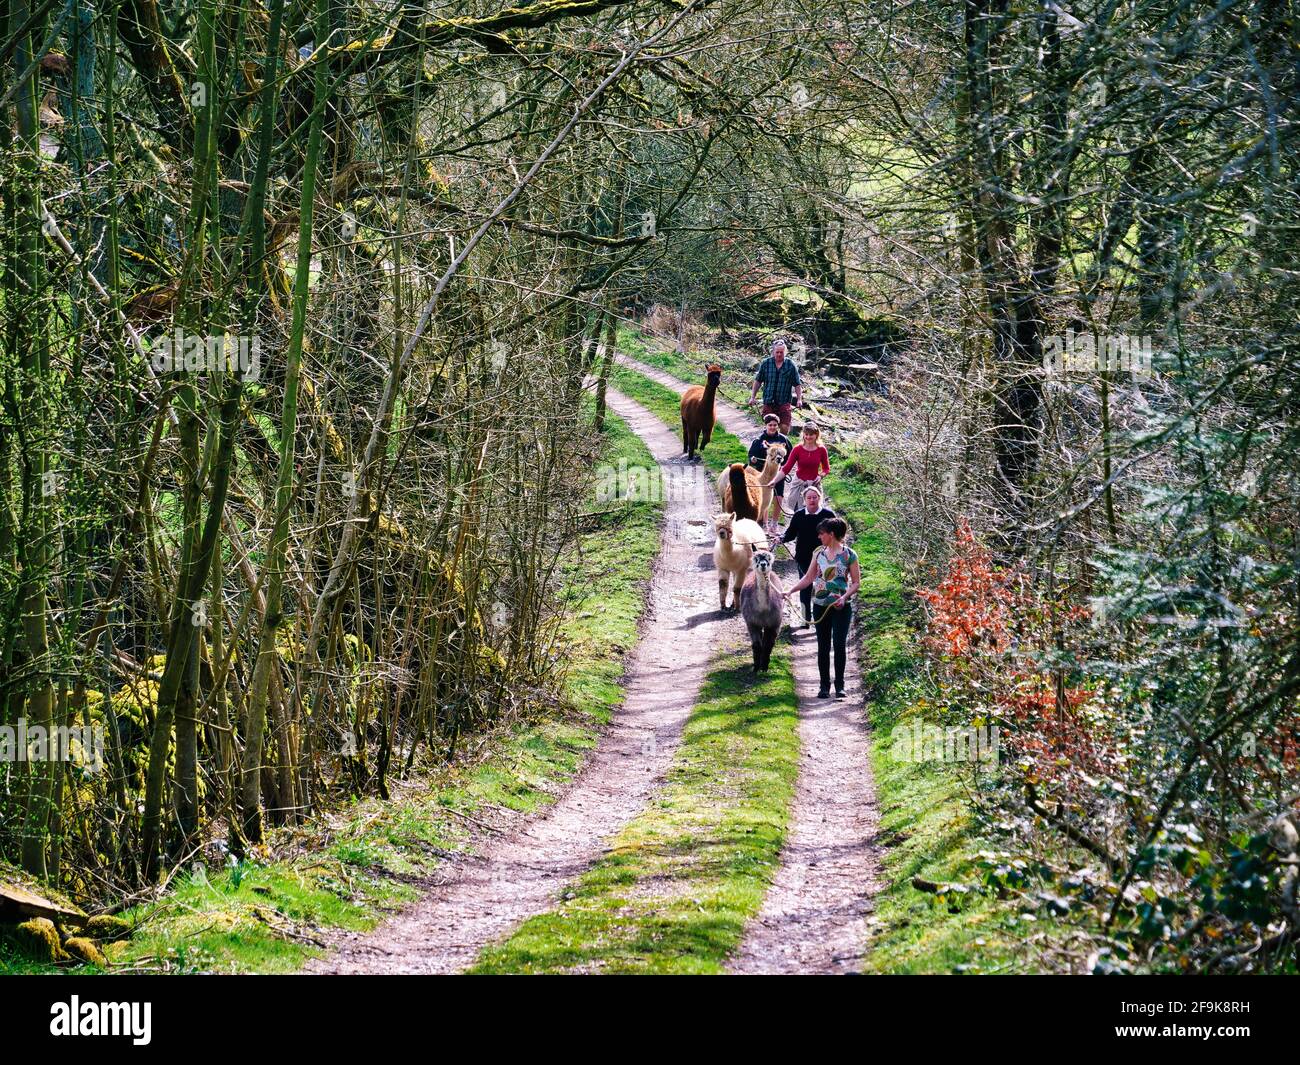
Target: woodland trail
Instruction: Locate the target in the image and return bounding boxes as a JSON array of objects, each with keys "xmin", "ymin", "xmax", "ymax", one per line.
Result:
[
  {"xmin": 308, "ymin": 390, "xmax": 725, "ymax": 974},
  {"xmin": 615, "ymin": 353, "xmax": 882, "ymax": 975}
]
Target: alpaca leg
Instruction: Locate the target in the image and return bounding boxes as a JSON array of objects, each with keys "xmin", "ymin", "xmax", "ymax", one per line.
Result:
[{"xmin": 718, "ymin": 576, "xmax": 729, "ymax": 610}]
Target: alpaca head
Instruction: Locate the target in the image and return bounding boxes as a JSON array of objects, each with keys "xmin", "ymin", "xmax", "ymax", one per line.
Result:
[
  {"xmin": 766, "ymin": 444, "xmax": 787, "ymax": 467},
  {"xmin": 751, "ymin": 550, "xmax": 774, "ymax": 574},
  {"xmin": 713, "ymin": 512, "xmax": 736, "ymax": 540},
  {"xmin": 704, "ymin": 364, "xmax": 722, "ymax": 388}
]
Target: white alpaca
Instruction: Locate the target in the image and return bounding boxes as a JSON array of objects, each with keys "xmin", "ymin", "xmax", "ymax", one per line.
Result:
[{"xmin": 712, "ymin": 513, "xmax": 769, "ymax": 611}]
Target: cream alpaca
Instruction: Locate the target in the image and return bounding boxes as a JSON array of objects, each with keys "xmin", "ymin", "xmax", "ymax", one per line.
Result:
[{"xmin": 711, "ymin": 513, "xmax": 768, "ymax": 610}]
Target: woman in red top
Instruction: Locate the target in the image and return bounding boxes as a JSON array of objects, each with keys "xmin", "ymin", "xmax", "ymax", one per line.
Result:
[{"xmin": 777, "ymin": 422, "xmax": 830, "ymax": 515}]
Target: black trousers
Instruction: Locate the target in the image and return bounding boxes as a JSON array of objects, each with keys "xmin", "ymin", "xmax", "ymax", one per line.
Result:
[
  {"xmin": 814, "ymin": 602, "xmax": 852, "ymax": 690},
  {"xmin": 796, "ymin": 551, "xmax": 815, "ymax": 621}
]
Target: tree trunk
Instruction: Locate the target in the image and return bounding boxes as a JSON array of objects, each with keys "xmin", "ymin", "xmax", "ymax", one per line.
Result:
[
  {"xmin": 12, "ymin": 0, "xmax": 56, "ymax": 879},
  {"xmin": 241, "ymin": 0, "xmax": 325, "ymax": 842}
]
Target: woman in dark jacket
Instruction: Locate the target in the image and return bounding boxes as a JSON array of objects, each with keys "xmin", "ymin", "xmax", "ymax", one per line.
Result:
[
  {"xmin": 781, "ymin": 485, "xmax": 835, "ymax": 627},
  {"xmin": 748, "ymin": 413, "xmax": 790, "ymax": 528}
]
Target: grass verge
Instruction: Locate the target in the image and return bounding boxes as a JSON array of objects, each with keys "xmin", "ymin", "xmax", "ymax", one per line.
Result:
[
  {"xmin": 470, "ymin": 645, "xmax": 799, "ymax": 974},
  {"xmin": 0, "ymin": 406, "xmax": 664, "ymax": 975},
  {"xmin": 614, "ymin": 327, "xmax": 755, "ymax": 409},
  {"xmin": 607, "ymin": 361, "xmax": 749, "ymax": 476},
  {"xmin": 830, "ymin": 448, "xmax": 1024, "ymax": 973}
]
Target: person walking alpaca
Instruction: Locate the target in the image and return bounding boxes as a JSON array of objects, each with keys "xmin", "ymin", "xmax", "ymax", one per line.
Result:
[
  {"xmin": 774, "ymin": 421, "xmax": 831, "ymax": 514},
  {"xmin": 747, "ymin": 412, "xmax": 791, "ymax": 531},
  {"xmin": 783, "ymin": 516, "xmax": 859, "ymax": 699},
  {"xmin": 780, "ymin": 485, "xmax": 835, "ymax": 628}
]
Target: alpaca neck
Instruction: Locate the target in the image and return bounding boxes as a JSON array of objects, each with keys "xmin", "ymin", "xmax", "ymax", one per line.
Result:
[
  {"xmin": 754, "ymin": 570, "xmax": 771, "ymax": 610},
  {"xmin": 702, "ymin": 379, "xmax": 718, "ymax": 409},
  {"xmin": 730, "ymin": 466, "xmax": 755, "ymax": 518}
]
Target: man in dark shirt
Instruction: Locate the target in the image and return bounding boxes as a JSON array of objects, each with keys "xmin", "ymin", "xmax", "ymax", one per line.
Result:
[
  {"xmin": 781, "ymin": 485, "xmax": 835, "ymax": 627},
  {"xmin": 747, "ymin": 414, "xmax": 790, "ymax": 527}
]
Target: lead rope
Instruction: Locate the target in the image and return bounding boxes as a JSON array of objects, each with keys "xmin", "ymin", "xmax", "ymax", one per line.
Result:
[{"xmin": 809, "ymin": 601, "xmax": 837, "ymax": 626}]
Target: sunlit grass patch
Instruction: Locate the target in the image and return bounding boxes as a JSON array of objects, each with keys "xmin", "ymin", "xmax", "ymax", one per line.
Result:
[
  {"xmin": 614, "ymin": 327, "xmax": 755, "ymax": 408},
  {"xmin": 470, "ymin": 649, "xmax": 799, "ymax": 974}
]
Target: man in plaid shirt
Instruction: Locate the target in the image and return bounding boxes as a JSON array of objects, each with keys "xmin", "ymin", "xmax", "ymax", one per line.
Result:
[{"xmin": 747, "ymin": 337, "xmax": 803, "ymax": 434}]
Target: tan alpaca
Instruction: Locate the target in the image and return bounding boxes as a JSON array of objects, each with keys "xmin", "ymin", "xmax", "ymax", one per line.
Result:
[
  {"xmin": 711, "ymin": 513, "xmax": 769, "ymax": 610},
  {"xmin": 717, "ymin": 445, "xmax": 785, "ymax": 522},
  {"xmin": 753, "ymin": 443, "xmax": 786, "ymax": 520}
]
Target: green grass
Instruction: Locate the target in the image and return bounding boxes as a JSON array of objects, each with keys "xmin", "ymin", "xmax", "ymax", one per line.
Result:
[
  {"xmin": 1, "ymin": 406, "xmax": 666, "ymax": 976},
  {"xmin": 470, "ymin": 646, "xmax": 800, "ymax": 974},
  {"xmin": 556, "ymin": 403, "xmax": 665, "ymax": 724},
  {"xmin": 611, "ymin": 329, "xmax": 1032, "ymax": 973},
  {"xmin": 607, "ymin": 361, "xmax": 749, "ymax": 476},
  {"xmin": 830, "ymin": 449, "xmax": 1027, "ymax": 973},
  {"xmin": 614, "ymin": 327, "xmax": 755, "ymax": 408}
]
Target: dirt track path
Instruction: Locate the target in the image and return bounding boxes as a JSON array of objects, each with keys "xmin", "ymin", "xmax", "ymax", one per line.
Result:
[
  {"xmin": 309, "ymin": 388, "xmax": 726, "ymax": 974},
  {"xmin": 617, "ymin": 354, "xmax": 881, "ymax": 975}
]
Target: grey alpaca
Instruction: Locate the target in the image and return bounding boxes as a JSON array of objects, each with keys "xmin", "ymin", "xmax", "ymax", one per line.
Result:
[{"xmin": 740, "ymin": 550, "xmax": 783, "ymax": 672}]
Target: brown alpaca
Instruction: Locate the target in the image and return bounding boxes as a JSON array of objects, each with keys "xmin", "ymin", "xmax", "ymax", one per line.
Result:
[
  {"xmin": 680, "ymin": 364, "xmax": 722, "ymax": 460},
  {"xmin": 717, "ymin": 445, "xmax": 786, "ymax": 524},
  {"xmin": 717, "ymin": 463, "xmax": 760, "ymax": 522},
  {"xmin": 711, "ymin": 513, "xmax": 768, "ymax": 610}
]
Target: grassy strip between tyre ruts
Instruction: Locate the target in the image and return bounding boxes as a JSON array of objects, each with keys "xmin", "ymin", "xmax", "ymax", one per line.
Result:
[
  {"xmin": 612, "ymin": 333, "xmax": 1030, "ymax": 973},
  {"xmin": 1, "ymin": 405, "xmax": 665, "ymax": 975},
  {"xmin": 469, "ymin": 644, "xmax": 799, "ymax": 974}
]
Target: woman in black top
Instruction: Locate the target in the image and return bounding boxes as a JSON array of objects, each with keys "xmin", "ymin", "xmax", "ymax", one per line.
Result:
[
  {"xmin": 781, "ymin": 485, "xmax": 835, "ymax": 627},
  {"xmin": 748, "ymin": 414, "xmax": 791, "ymax": 527}
]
